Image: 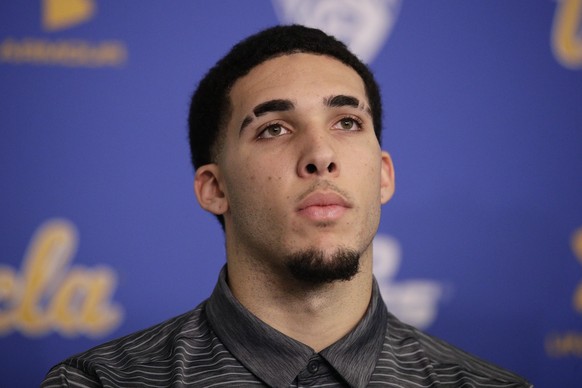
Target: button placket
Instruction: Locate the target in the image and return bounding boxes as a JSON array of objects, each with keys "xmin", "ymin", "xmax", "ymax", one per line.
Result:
[{"xmin": 307, "ymin": 359, "xmax": 319, "ymax": 374}]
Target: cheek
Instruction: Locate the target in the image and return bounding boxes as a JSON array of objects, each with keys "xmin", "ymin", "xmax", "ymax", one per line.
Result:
[
  {"xmin": 230, "ymin": 166, "xmax": 286, "ymax": 208},
  {"xmin": 353, "ymin": 151, "xmax": 380, "ymax": 177},
  {"xmin": 360, "ymin": 157, "xmax": 383, "ymax": 201}
]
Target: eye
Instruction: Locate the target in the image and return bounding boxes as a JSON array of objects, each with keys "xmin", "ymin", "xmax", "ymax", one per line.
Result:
[
  {"xmin": 333, "ymin": 116, "xmax": 363, "ymax": 131},
  {"xmin": 258, "ymin": 123, "xmax": 290, "ymax": 139}
]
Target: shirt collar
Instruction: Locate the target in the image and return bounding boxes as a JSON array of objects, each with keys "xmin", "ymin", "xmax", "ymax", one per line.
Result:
[
  {"xmin": 206, "ymin": 265, "xmax": 388, "ymax": 388},
  {"xmin": 319, "ymin": 279, "xmax": 388, "ymax": 388}
]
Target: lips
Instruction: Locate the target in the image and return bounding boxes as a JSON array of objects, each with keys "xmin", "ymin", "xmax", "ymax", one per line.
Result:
[{"xmin": 296, "ymin": 192, "xmax": 352, "ymax": 222}]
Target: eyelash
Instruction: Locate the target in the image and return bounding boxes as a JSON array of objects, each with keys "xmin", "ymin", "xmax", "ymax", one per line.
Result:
[
  {"xmin": 256, "ymin": 116, "xmax": 364, "ymax": 140},
  {"xmin": 334, "ymin": 116, "xmax": 364, "ymax": 131},
  {"xmin": 257, "ymin": 122, "xmax": 289, "ymax": 139}
]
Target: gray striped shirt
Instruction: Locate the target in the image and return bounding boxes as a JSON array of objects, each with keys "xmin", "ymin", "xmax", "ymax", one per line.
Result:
[{"xmin": 42, "ymin": 267, "xmax": 531, "ymax": 387}]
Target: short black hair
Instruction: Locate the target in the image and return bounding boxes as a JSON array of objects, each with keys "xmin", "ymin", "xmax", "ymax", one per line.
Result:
[{"xmin": 188, "ymin": 24, "xmax": 383, "ymax": 227}]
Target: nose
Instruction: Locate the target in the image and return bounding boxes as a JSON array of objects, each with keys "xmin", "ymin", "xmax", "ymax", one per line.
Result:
[{"xmin": 297, "ymin": 132, "xmax": 339, "ymax": 178}]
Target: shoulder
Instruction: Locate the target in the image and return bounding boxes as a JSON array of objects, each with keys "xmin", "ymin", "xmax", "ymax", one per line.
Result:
[
  {"xmin": 42, "ymin": 302, "xmax": 212, "ymax": 387},
  {"xmin": 413, "ymin": 328, "xmax": 532, "ymax": 387},
  {"xmin": 67, "ymin": 302, "xmax": 210, "ymax": 367},
  {"xmin": 381, "ymin": 312, "xmax": 532, "ymax": 387}
]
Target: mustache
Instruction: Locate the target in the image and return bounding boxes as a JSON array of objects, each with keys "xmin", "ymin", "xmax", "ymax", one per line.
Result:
[{"xmin": 296, "ymin": 180, "xmax": 354, "ymax": 205}]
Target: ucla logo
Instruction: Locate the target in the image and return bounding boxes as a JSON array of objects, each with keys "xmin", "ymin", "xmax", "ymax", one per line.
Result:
[
  {"xmin": 272, "ymin": 0, "xmax": 402, "ymax": 63},
  {"xmin": 0, "ymin": 219, "xmax": 123, "ymax": 337},
  {"xmin": 552, "ymin": 0, "xmax": 582, "ymax": 69},
  {"xmin": 373, "ymin": 234, "xmax": 444, "ymax": 329}
]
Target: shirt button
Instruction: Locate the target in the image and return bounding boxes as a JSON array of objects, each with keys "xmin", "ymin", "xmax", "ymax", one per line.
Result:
[{"xmin": 307, "ymin": 360, "xmax": 319, "ymax": 374}]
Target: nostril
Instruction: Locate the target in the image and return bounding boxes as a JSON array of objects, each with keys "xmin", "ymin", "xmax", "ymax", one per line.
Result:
[
  {"xmin": 327, "ymin": 162, "xmax": 336, "ymax": 173},
  {"xmin": 306, "ymin": 164, "xmax": 317, "ymax": 174}
]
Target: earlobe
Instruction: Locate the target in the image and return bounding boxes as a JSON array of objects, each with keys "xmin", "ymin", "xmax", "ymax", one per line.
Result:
[
  {"xmin": 380, "ymin": 151, "xmax": 395, "ymax": 204},
  {"xmin": 194, "ymin": 164, "xmax": 228, "ymax": 215}
]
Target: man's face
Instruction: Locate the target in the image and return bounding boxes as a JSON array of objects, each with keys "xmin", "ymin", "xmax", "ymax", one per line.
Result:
[{"xmin": 196, "ymin": 53, "xmax": 394, "ymax": 280}]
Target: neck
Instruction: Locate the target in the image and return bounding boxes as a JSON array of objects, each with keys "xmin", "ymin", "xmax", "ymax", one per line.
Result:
[{"xmin": 227, "ymin": 250, "xmax": 374, "ymax": 352}]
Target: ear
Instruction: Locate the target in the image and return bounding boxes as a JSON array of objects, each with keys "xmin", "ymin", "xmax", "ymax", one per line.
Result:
[
  {"xmin": 194, "ymin": 164, "xmax": 228, "ymax": 215},
  {"xmin": 379, "ymin": 150, "xmax": 395, "ymax": 204}
]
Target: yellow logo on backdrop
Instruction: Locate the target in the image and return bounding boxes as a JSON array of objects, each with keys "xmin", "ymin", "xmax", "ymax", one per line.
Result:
[
  {"xmin": 552, "ymin": 0, "xmax": 582, "ymax": 69},
  {"xmin": 545, "ymin": 226, "xmax": 582, "ymax": 357},
  {"xmin": 42, "ymin": 0, "xmax": 96, "ymax": 31},
  {"xmin": 0, "ymin": 0, "xmax": 127, "ymax": 67},
  {"xmin": 0, "ymin": 219, "xmax": 123, "ymax": 337}
]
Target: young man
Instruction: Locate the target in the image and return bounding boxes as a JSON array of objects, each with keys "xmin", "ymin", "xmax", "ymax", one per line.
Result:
[{"xmin": 42, "ymin": 25, "xmax": 531, "ymax": 388}]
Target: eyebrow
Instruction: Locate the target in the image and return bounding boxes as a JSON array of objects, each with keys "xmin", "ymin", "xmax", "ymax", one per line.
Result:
[
  {"xmin": 254, "ymin": 99, "xmax": 294, "ymax": 117},
  {"xmin": 240, "ymin": 99, "xmax": 295, "ymax": 132},
  {"xmin": 324, "ymin": 95, "xmax": 372, "ymax": 116},
  {"xmin": 325, "ymin": 95, "xmax": 360, "ymax": 108}
]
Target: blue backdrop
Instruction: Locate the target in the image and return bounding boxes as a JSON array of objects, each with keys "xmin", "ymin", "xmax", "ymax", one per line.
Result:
[{"xmin": 1, "ymin": 1, "xmax": 581, "ymax": 386}]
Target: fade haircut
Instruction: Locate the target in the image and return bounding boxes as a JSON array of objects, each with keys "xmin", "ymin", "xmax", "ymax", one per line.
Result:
[{"xmin": 188, "ymin": 24, "xmax": 383, "ymax": 228}]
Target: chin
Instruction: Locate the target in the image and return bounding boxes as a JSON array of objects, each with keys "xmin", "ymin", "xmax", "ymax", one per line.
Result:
[{"xmin": 284, "ymin": 247, "xmax": 361, "ymax": 285}]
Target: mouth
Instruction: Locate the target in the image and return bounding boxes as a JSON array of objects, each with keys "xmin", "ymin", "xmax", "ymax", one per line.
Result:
[{"xmin": 296, "ymin": 192, "xmax": 352, "ymax": 222}]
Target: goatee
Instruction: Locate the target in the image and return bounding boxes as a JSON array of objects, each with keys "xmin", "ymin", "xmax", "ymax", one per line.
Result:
[{"xmin": 285, "ymin": 248, "xmax": 360, "ymax": 285}]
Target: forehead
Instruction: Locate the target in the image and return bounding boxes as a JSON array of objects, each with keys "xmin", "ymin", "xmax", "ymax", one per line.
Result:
[{"xmin": 227, "ymin": 53, "xmax": 368, "ymax": 116}]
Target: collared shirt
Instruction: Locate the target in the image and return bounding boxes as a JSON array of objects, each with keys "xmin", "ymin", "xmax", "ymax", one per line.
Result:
[{"xmin": 42, "ymin": 267, "xmax": 532, "ymax": 387}]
